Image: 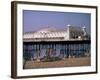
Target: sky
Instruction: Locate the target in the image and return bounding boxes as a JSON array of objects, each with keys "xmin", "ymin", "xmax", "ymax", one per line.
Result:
[{"xmin": 23, "ymin": 10, "xmax": 91, "ymax": 33}]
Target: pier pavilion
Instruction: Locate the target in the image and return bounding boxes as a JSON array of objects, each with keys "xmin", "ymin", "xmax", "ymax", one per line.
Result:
[{"xmin": 23, "ymin": 25, "xmax": 90, "ymax": 61}]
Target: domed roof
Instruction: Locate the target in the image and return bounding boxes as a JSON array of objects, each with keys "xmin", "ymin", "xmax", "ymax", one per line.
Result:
[{"xmin": 36, "ymin": 27, "xmax": 57, "ymax": 33}]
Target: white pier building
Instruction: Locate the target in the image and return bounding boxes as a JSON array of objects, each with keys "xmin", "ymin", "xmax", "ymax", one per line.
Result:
[
  {"xmin": 23, "ymin": 25, "xmax": 89, "ymax": 42},
  {"xmin": 23, "ymin": 25, "xmax": 90, "ymax": 61}
]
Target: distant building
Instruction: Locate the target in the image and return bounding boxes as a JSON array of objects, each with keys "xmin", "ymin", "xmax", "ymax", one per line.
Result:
[{"xmin": 23, "ymin": 25, "xmax": 89, "ymax": 42}]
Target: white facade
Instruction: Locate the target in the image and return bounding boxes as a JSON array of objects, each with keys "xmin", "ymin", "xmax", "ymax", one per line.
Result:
[{"xmin": 23, "ymin": 25, "xmax": 89, "ymax": 42}]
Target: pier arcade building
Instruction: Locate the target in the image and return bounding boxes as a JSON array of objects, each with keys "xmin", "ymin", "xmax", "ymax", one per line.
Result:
[{"xmin": 23, "ymin": 25, "xmax": 90, "ymax": 61}]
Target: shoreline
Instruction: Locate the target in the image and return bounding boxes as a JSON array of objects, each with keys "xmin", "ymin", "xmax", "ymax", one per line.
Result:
[{"xmin": 24, "ymin": 57, "xmax": 91, "ymax": 69}]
